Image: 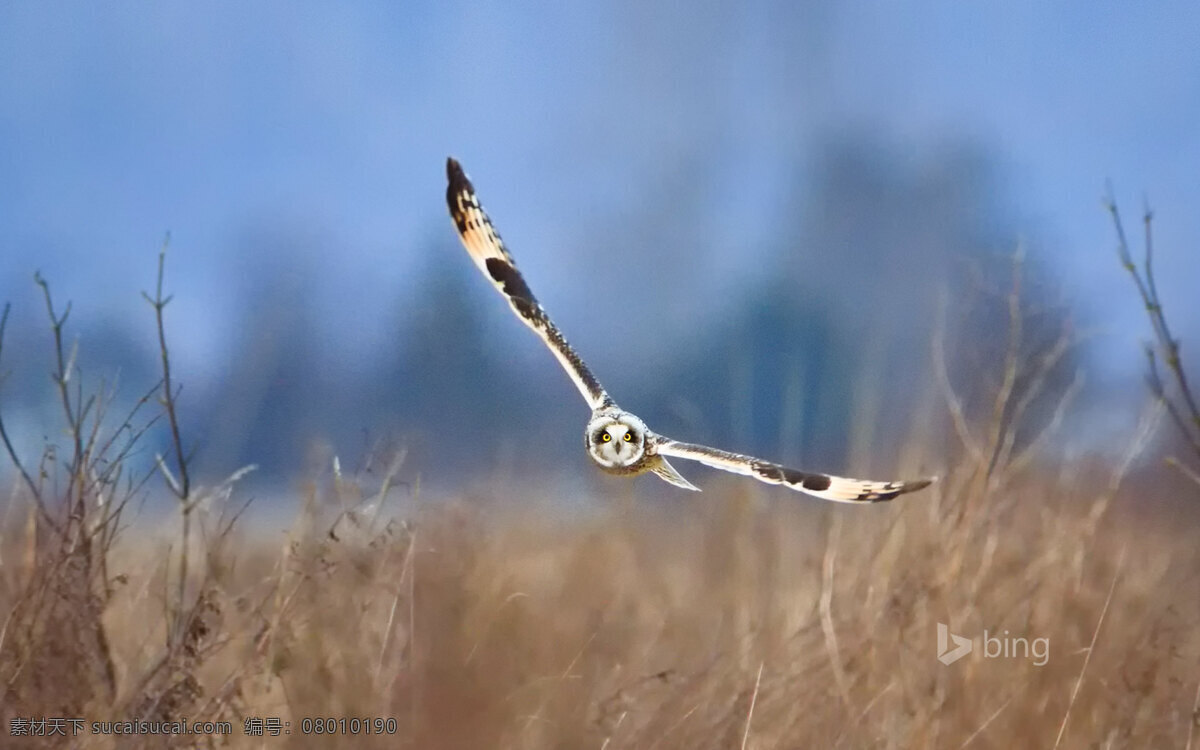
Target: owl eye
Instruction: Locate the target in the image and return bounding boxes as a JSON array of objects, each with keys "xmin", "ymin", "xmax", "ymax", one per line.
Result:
[
  {"xmin": 601, "ymin": 433, "xmax": 612, "ymax": 443},
  {"xmin": 622, "ymin": 432, "xmax": 634, "ymax": 442}
]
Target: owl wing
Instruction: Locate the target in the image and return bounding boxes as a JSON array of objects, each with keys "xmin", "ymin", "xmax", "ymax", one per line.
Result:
[
  {"xmin": 655, "ymin": 438, "xmax": 934, "ymax": 503},
  {"xmin": 446, "ymin": 158, "xmax": 612, "ymax": 410}
]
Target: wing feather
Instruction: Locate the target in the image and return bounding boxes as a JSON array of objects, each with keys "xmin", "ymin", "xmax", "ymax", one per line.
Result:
[
  {"xmin": 446, "ymin": 158, "xmax": 611, "ymax": 410},
  {"xmin": 655, "ymin": 438, "xmax": 933, "ymax": 503},
  {"xmin": 650, "ymin": 456, "xmax": 701, "ymax": 492}
]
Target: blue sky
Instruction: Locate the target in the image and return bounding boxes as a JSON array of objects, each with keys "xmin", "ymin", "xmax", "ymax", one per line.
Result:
[{"xmin": 2, "ymin": 1, "xmax": 1198, "ymax": 415}]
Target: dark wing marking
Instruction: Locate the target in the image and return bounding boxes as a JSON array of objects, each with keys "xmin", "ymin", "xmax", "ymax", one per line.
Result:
[
  {"xmin": 655, "ymin": 438, "xmax": 934, "ymax": 503},
  {"xmin": 446, "ymin": 158, "xmax": 612, "ymax": 410}
]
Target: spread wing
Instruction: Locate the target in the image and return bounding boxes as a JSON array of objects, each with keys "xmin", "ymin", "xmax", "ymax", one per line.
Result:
[
  {"xmin": 446, "ymin": 157, "xmax": 612, "ymax": 410},
  {"xmin": 655, "ymin": 438, "xmax": 934, "ymax": 503}
]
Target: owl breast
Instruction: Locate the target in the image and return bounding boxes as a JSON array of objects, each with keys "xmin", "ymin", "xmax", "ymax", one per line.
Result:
[{"xmin": 590, "ymin": 454, "xmax": 652, "ymax": 476}]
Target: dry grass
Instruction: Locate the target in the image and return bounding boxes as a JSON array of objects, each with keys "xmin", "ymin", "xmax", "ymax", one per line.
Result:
[
  {"xmin": 2, "ymin": 459, "xmax": 1198, "ymax": 749},
  {"xmin": 3, "ymin": 214, "xmax": 1200, "ymax": 747}
]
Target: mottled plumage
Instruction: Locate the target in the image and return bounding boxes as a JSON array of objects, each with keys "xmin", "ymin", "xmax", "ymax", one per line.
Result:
[{"xmin": 445, "ymin": 157, "xmax": 934, "ymax": 503}]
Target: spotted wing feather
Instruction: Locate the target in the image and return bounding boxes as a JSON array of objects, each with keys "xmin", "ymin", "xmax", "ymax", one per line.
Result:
[
  {"xmin": 446, "ymin": 158, "xmax": 611, "ymax": 410},
  {"xmin": 655, "ymin": 439, "xmax": 933, "ymax": 503}
]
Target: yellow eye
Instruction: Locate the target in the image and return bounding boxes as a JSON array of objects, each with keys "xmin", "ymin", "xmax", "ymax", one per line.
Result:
[
  {"xmin": 623, "ymin": 432, "xmax": 633, "ymax": 442},
  {"xmin": 601, "ymin": 433, "xmax": 612, "ymax": 442}
]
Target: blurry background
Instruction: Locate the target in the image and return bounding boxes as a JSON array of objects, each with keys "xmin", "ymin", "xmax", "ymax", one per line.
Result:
[{"xmin": 1, "ymin": 1, "xmax": 1197, "ymax": 498}]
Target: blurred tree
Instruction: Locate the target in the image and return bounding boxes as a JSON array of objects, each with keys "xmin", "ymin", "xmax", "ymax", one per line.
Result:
[
  {"xmin": 641, "ymin": 284, "xmax": 850, "ymax": 470},
  {"xmin": 641, "ymin": 135, "xmax": 1077, "ymax": 476},
  {"xmin": 372, "ymin": 239, "xmax": 546, "ymax": 479},
  {"xmin": 199, "ymin": 225, "xmax": 331, "ymax": 481}
]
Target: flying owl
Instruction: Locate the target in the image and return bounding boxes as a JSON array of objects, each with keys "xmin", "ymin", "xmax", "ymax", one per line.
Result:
[{"xmin": 445, "ymin": 157, "xmax": 933, "ymax": 503}]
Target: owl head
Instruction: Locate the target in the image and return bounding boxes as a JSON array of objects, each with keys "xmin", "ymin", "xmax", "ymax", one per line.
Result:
[{"xmin": 586, "ymin": 410, "xmax": 648, "ymax": 469}]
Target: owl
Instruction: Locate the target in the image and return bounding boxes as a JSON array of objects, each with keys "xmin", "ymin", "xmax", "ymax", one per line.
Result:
[{"xmin": 445, "ymin": 158, "xmax": 933, "ymax": 503}]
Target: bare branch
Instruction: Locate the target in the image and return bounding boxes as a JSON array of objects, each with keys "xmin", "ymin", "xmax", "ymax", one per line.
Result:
[
  {"xmin": 1009, "ymin": 370, "xmax": 1085, "ymax": 475},
  {"xmin": 980, "ymin": 244, "xmax": 1024, "ymax": 481},
  {"xmin": 993, "ymin": 316, "xmax": 1077, "ymax": 473},
  {"xmin": 1108, "ymin": 194, "xmax": 1200, "ymax": 473},
  {"xmin": 143, "ymin": 240, "xmax": 191, "ymax": 502},
  {"xmin": 933, "ymin": 291, "xmax": 984, "ymax": 466},
  {"xmin": 36, "ymin": 273, "xmax": 88, "ymax": 509},
  {"xmin": 0, "ymin": 303, "xmax": 60, "ymax": 532},
  {"xmin": 1165, "ymin": 456, "xmax": 1200, "ymax": 487}
]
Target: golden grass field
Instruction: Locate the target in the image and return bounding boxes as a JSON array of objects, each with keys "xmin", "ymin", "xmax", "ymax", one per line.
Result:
[
  {"xmin": 3, "ymin": 229, "xmax": 1200, "ymax": 748},
  {"xmin": 2, "ymin": 452, "xmax": 1198, "ymax": 749}
]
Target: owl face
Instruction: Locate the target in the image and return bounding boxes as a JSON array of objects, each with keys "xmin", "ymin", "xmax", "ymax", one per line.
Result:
[{"xmin": 586, "ymin": 410, "xmax": 648, "ymax": 470}]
